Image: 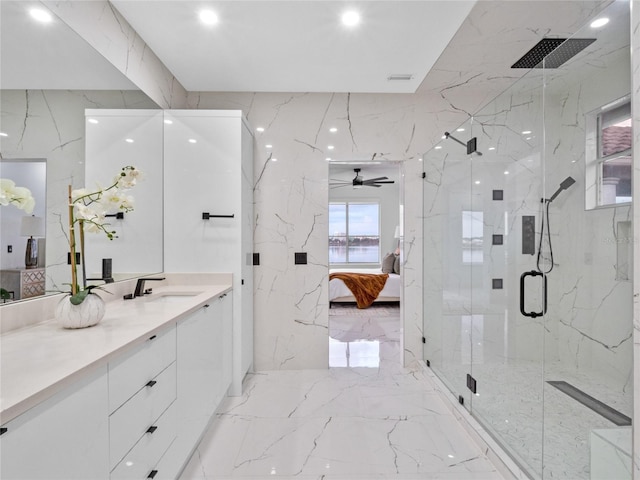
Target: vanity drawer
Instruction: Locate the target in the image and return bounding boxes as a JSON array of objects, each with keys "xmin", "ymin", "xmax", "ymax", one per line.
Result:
[
  {"xmin": 110, "ymin": 401, "xmax": 177, "ymax": 479},
  {"xmin": 109, "ymin": 326, "xmax": 176, "ymax": 413},
  {"xmin": 109, "ymin": 362, "xmax": 177, "ymax": 470}
]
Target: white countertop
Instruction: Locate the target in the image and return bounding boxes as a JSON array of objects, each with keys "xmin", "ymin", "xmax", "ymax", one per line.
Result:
[{"xmin": 0, "ymin": 283, "xmax": 231, "ymax": 424}]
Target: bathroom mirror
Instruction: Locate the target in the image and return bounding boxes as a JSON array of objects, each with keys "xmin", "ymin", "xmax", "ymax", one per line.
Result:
[{"xmin": 0, "ymin": 1, "xmax": 162, "ymax": 302}]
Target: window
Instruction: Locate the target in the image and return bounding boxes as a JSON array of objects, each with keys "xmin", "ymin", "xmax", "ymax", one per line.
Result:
[
  {"xmin": 585, "ymin": 96, "xmax": 632, "ymax": 209},
  {"xmin": 329, "ymin": 202, "xmax": 380, "ymax": 264},
  {"xmin": 462, "ymin": 210, "xmax": 484, "ymax": 263}
]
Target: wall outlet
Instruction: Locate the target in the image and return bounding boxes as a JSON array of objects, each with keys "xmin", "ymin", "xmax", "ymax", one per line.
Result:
[{"xmin": 7, "ymin": 245, "xmax": 12, "ymax": 253}]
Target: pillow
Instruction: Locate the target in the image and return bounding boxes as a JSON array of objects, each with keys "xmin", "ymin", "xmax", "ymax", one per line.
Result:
[
  {"xmin": 393, "ymin": 255, "xmax": 400, "ymax": 275},
  {"xmin": 382, "ymin": 253, "xmax": 395, "ymax": 273}
]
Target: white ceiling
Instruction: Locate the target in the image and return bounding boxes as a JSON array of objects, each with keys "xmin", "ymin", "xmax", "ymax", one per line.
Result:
[
  {"xmin": 111, "ymin": 1, "xmax": 475, "ymax": 93},
  {"xmin": 0, "ymin": 1, "xmax": 137, "ymax": 90},
  {"xmin": 1, "ymin": 0, "xmax": 475, "ymax": 94}
]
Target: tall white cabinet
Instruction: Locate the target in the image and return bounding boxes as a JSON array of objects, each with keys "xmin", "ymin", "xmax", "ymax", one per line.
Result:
[
  {"xmin": 163, "ymin": 110, "xmax": 254, "ymax": 395},
  {"xmin": 84, "ymin": 109, "xmax": 164, "ymax": 279}
]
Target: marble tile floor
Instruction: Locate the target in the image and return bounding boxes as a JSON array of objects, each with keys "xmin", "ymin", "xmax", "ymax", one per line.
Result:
[
  {"xmin": 179, "ymin": 308, "xmax": 507, "ymax": 479},
  {"xmin": 432, "ymin": 360, "xmax": 632, "ymax": 480}
]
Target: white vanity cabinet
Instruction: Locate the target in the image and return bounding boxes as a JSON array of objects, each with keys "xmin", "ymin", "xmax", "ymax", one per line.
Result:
[
  {"xmin": 0, "ymin": 367, "xmax": 110, "ymax": 479},
  {"xmin": 108, "ymin": 326, "xmax": 177, "ymax": 479},
  {"xmin": 164, "ymin": 110, "xmax": 253, "ymax": 396},
  {"xmin": 166, "ymin": 291, "xmax": 233, "ymax": 473}
]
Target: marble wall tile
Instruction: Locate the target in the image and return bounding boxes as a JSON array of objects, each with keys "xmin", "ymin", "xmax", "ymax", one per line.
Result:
[
  {"xmin": 42, "ymin": 1, "xmax": 187, "ymax": 109},
  {"xmin": 187, "ymin": 91, "xmax": 468, "ymax": 371},
  {"xmin": 0, "ymin": 90, "xmax": 157, "ymax": 295}
]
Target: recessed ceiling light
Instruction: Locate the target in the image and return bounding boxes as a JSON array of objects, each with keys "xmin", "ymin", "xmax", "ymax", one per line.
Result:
[
  {"xmin": 326, "ymin": 157, "xmax": 332, "ymax": 161},
  {"xmin": 29, "ymin": 8, "xmax": 53, "ymax": 23},
  {"xmin": 591, "ymin": 17, "xmax": 609, "ymax": 28},
  {"xmin": 125, "ymin": 138, "xmax": 134, "ymax": 143},
  {"xmin": 199, "ymin": 9, "xmax": 218, "ymax": 25},
  {"xmin": 522, "ymin": 130, "xmax": 532, "ymax": 135},
  {"xmin": 271, "ymin": 157, "xmax": 278, "ymax": 162},
  {"xmin": 256, "ymin": 127, "xmax": 265, "ymax": 132},
  {"xmin": 341, "ymin": 10, "xmax": 360, "ymax": 27},
  {"xmin": 441, "ymin": 135, "xmax": 447, "ymax": 139},
  {"xmin": 329, "ymin": 127, "xmax": 338, "ymax": 133},
  {"xmin": 188, "ymin": 139, "xmax": 197, "ymax": 143},
  {"xmin": 474, "ymin": 180, "xmax": 480, "ymax": 184},
  {"xmin": 87, "ymin": 118, "xmax": 99, "ymax": 124},
  {"xmin": 504, "ymin": 171, "xmax": 510, "ymax": 175},
  {"xmin": 265, "ymin": 144, "xmax": 273, "ymax": 149},
  {"xmin": 0, "ymin": 132, "xmax": 8, "ymax": 137},
  {"xmin": 435, "ymin": 146, "xmax": 442, "ymax": 150},
  {"xmin": 456, "ymin": 128, "xmax": 465, "ymax": 132},
  {"xmin": 526, "ymin": 137, "xmax": 532, "ymax": 140},
  {"xmin": 328, "ymin": 145, "xmax": 335, "ymax": 150},
  {"xmin": 488, "ymin": 147, "xmax": 496, "ymax": 151},
  {"xmin": 164, "ymin": 119, "xmax": 173, "ymax": 125}
]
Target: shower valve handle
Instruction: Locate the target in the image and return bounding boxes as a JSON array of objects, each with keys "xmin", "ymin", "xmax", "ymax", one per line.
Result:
[{"xmin": 520, "ymin": 270, "xmax": 547, "ymax": 318}]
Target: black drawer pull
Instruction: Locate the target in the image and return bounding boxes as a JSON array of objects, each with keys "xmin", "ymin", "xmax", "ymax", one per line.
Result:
[
  {"xmin": 149, "ymin": 335, "xmax": 157, "ymax": 341},
  {"xmin": 146, "ymin": 380, "xmax": 157, "ymax": 388},
  {"xmin": 204, "ymin": 304, "xmax": 210, "ymax": 308},
  {"xmin": 146, "ymin": 425, "xmax": 158, "ymax": 434},
  {"xmin": 148, "ymin": 470, "xmax": 158, "ymax": 479},
  {"xmin": 0, "ymin": 427, "xmax": 7, "ymax": 436}
]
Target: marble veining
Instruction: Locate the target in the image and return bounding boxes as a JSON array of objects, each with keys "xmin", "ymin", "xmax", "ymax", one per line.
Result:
[
  {"xmin": 180, "ymin": 308, "xmax": 505, "ymax": 479},
  {"xmin": 42, "ymin": 0, "xmax": 188, "ymax": 109}
]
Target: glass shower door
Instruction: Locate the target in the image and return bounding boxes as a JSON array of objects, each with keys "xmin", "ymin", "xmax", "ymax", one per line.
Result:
[
  {"xmin": 467, "ymin": 68, "xmax": 547, "ymax": 478},
  {"xmin": 541, "ymin": 1, "xmax": 632, "ymax": 478},
  {"xmin": 422, "ymin": 118, "xmax": 475, "ymax": 412}
]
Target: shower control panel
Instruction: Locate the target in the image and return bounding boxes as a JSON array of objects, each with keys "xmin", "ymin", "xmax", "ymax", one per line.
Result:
[{"xmin": 522, "ymin": 216, "xmax": 535, "ymax": 255}]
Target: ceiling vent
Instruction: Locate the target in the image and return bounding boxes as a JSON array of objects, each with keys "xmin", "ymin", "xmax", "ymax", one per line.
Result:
[
  {"xmin": 387, "ymin": 74, "xmax": 414, "ymax": 81},
  {"xmin": 511, "ymin": 38, "xmax": 596, "ymax": 69}
]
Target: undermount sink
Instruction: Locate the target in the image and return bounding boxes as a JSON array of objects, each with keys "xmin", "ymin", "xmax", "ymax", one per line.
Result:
[{"xmin": 146, "ymin": 292, "xmax": 202, "ymax": 303}]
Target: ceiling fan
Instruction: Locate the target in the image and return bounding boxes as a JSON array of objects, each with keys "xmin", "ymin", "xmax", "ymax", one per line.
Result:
[{"xmin": 330, "ymin": 168, "xmax": 395, "ymax": 189}]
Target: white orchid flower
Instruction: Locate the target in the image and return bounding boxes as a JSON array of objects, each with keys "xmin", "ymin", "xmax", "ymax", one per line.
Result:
[{"xmin": 0, "ymin": 178, "xmax": 35, "ymax": 214}]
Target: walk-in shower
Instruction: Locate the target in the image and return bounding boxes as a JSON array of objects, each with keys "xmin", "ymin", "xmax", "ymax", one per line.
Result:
[{"xmin": 422, "ymin": 1, "xmax": 632, "ymax": 478}]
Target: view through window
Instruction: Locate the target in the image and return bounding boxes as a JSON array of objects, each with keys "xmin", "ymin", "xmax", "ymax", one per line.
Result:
[{"xmin": 329, "ymin": 202, "xmax": 380, "ymax": 264}]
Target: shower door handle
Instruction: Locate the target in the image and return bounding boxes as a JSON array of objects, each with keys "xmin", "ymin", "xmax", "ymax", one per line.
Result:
[{"xmin": 520, "ymin": 270, "xmax": 547, "ymax": 318}]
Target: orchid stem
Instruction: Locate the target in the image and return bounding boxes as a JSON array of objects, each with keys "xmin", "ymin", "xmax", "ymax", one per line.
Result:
[
  {"xmin": 79, "ymin": 219, "xmax": 87, "ymax": 289},
  {"xmin": 67, "ymin": 185, "xmax": 78, "ymax": 296}
]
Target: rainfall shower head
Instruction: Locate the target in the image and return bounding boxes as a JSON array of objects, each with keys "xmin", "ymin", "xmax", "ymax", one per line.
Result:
[
  {"xmin": 443, "ymin": 132, "xmax": 483, "ymax": 156},
  {"xmin": 547, "ymin": 176, "xmax": 576, "ymax": 203},
  {"xmin": 511, "ymin": 38, "xmax": 596, "ymax": 69}
]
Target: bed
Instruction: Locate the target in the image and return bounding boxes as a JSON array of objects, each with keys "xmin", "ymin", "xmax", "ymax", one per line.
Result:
[{"xmin": 329, "ymin": 268, "xmax": 401, "ymax": 308}]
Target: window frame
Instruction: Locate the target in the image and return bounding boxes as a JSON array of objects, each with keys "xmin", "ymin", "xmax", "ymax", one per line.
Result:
[{"xmin": 585, "ymin": 94, "xmax": 632, "ymax": 210}]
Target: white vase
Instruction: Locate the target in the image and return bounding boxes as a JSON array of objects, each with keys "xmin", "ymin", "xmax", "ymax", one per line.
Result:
[{"xmin": 55, "ymin": 293, "xmax": 106, "ymax": 329}]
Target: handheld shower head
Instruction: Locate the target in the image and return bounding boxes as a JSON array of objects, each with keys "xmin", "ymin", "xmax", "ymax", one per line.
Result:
[{"xmin": 547, "ymin": 176, "xmax": 576, "ymax": 203}]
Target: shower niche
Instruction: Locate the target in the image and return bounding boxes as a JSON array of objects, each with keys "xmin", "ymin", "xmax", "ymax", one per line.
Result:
[{"xmin": 422, "ymin": 1, "xmax": 633, "ymax": 478}]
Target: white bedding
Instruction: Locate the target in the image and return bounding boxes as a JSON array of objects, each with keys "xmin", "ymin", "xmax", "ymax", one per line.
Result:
[{"xmin": 329, "ymin": 268, "xmax": 401, "ymax": 303}]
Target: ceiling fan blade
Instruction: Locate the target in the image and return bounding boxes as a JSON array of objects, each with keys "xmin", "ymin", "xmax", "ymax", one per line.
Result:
[
  {"xmin": 364, "ymin": 177, "xmax": 389, "ymax": 182},
  {"xmin": 364, "ymin": 183, "xmax": 382, "ymax": 187},
  {"xmin": 362, "ymin": 180, "xmax": 394, "ymax": 186}
]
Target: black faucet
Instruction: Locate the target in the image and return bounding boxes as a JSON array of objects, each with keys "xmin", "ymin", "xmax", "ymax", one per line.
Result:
[
  {"xmin": 87, "ymin": 277, "xmax": 114, "ymax": 284},
  {"xmin": 134, "ymin": 277, "xmax": 166, "ymax": 297}
]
